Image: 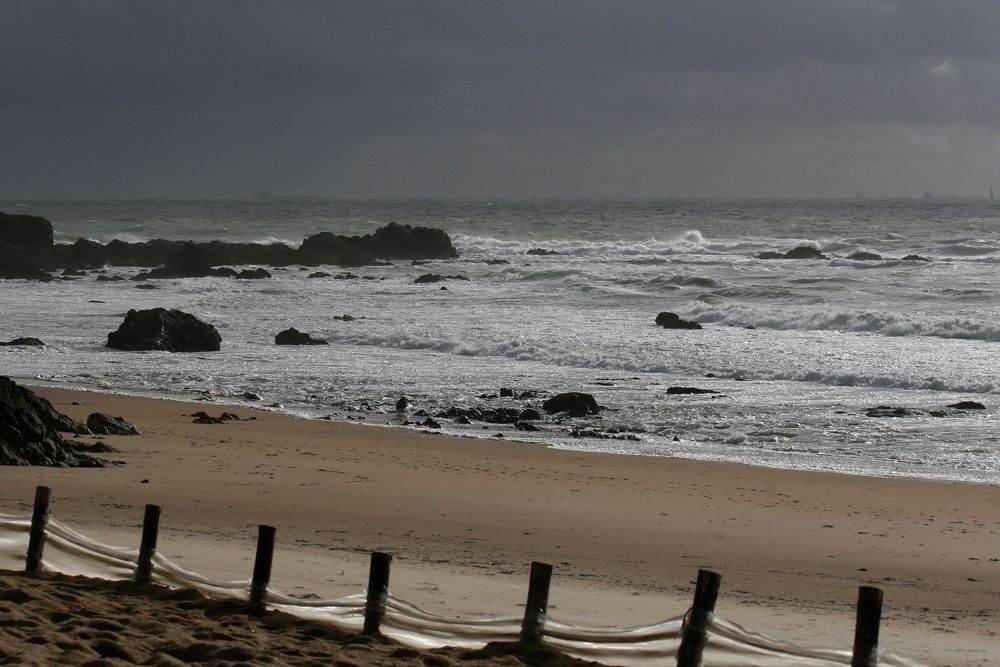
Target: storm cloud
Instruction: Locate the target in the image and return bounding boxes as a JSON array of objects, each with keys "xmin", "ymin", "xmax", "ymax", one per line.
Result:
[{"xmin": 2, "ymin": 1, "xmax": 998, "ymax": 198}]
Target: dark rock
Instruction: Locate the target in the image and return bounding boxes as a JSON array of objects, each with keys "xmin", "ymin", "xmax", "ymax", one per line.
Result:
[
  {"xmin": 901, "ymin": 254, "xmax": 932, "ymax": 262},
  {"xmin": 87, "ymin": 413, "xmax": 142, "ymax": 436},
  {"xmin": 134, "ymin": 283, "xmax": 158, "ymax": 290},
  {"xmin": 499, "ymin": 387, "xmax": 514, "ymax": 397},
  {"xmin": 0, "ymin": 212, "xmax": 53, "ymax": 247},
  {"xmin": 484, "ymin": 259, "xmax": 509, "ymax": 265},
  {"xmin": 440, "ymin": 286, "xmax": 448, "ymax": 290},
  {"xmin": 333, "ymin": 314, "xmax": 355, "ymax": 321},
  {"xmin": 421, "ymin": 417, "xmax": 441, "ymax": 428},
  {"xmin": 514, "ymin": 421, "xmax": 540, "ymax": 431},
  {"xmin": 518, "ymin": 390, "xmax": 538, "ymax": 399},
  {"xmin": 61, "ymin": 268, "xmax": 87, "ymax": 277},
  {"xmin": 527, "ymin": 248, "xmax": 559, "ymax": 256},
  {"xmin": 415, "ymin": 273, "xmax": 469, "ymax": 284},
  {"xmin": 542, "ymin": 392, "xmax": 600, "ymax": 415},
  {"xmin": 308, "ymin": 271, "xmax": 332, "ymax": 278},
  {"xmin": 666, "ymin": 386, "xmax": 719, "ymax": 395},
  {"xmin": 782, "ymin": 246, "xmax": 828, "ymax": 260},
  {"xmin": 0, "ymin": 337, "xmax": 45, "ymax": 347},
  {"xmin": 365, "ymin": 222, "xmax": 458, "ymax": 260},
  {"xmin": 275, "ymin": 327, "xmax": 328, "ymax": 345},
  {"xmin": 191, "ymin": 411, "xmax": 239, "ymax": 424},
  {"xmin": 655, "ymin": 312, "xmax": 702, "ymax": 330},
  {"xmin": 415, "ymin": 273, "xmax": 444, "ymax": 284},
  {"xmin": 396, "ymin": 396, "xmax": 409, "ymax": 412},
  {"xmin": 243, "ymin": 392, "xmax": 262, "ymax": 401},
  {"xmin": 334, "ymin": 272, "xmax": 360, "ymax": 280},
  {"xmin": 454, "ymin": 415, "xmax": 471, "ymax": 424},
  {"xmin": 107, "ymin": 308, "xmax": 222, "ymax": 352},
  {"xmin": 95, "ymin": 274, "xmax": 126, "ymax": 282},
  {"xmin": 0, "ymin": 259, "xmax": 52, "ymax": 281},
  {"xmin": 519, "ymin": 408, "xmax": 542, "ymax": 421},
  {"xmin": 0, "ymin": 376, "xmax": 107, "ymax": 467},
  {"xmin": 947, "ymin": 401, "xmax": 986, "ymax": 410},
  {"xmin": 754, "ymin": 251, "xmax": 785, "ymax": 260},
  {"xmin": 236, "ymin": 267, "xmax": 271, "ymax": 279},
  {"xmin": 846, "ymin": 250, "xmax": 882, "ymax": 261},
  {"xmin": 864, "ymin": 406, "xmax": 926, "ymax": 418},
  {"xmin": 69, "ymin": 440, "xmax": 118, "ymax": 454}
]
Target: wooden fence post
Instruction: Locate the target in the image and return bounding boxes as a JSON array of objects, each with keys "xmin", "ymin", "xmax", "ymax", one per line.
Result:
[
  {"xmin": 247, "ymin": 525, "xmax": 276, "ymax": 614},
  {"xmin": 363, "ymin": 551, "xmax": 393, "ymax": 634},
  {"xmin": 852, "ymin": 586, "xmax": 883, "ymax": 667},
  {"xmin": 135, "ymin": 504, "xmax": 161, "ymax": 584},
  {"xmin": 676, "ymin": 569, "xmax": 722, "ymax": 667},
  {"xmin": 25, "ymin": 486, "xmax": 52, "ymax": 574},
  {"xmin": 519, "ymin": 561, "xmax": 553, "ymax": 644}
]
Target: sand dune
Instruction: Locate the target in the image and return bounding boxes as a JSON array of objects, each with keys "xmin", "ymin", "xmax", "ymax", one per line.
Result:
[{"xmin": 0, "ymin": 571, "xmax": 592, "ymax": 666}]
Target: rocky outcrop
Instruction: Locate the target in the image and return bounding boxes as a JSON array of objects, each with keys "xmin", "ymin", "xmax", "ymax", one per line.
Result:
[
  {"xmin": 414, "ymin": 273, "xmax": 469, "ymax": 284},
  {"xmin": 0, "ymin": 337, "xmax": 45, "ymax": 347},
  {"xmin": 782, "ymin": 246, "xmax": 828, "ymax": 260},
  {"xmin": 666, "ymin": 386, "xmax": 718, "ymax": 395},
  {"xmin": 87, "ymin": 413, "xmax": 142, "ymax": 436},
  {"xmin": 0, "ymin": 212, "xmax": 53, "ymax": 247},
  {"xmin": 0, "ymin": 213, "xmax": 458, "ymax": 273},
  {"xmin": 106, "ymin": 308, "xmax": 222, "ymax": 352},
  {"xmin": 0, "ymin": 376, "xmax": 108, "ymax": 467},
  {"xmin": 655, "ymin": 312, "xmax": 702, "ymax": 330},
  {"xmin": 275, "ymin": 327, "xmax": 328, "ymax": 345},
  {"xmin": 527, "ymin": 248, "xmax": 559, "ymax": 256},
  {"xmin": 846, "ymin": 250, "xmax": 882, "ymax": 261},
  {"xmin": 756, "ymin": 246, "xmax": 828, "ymax": 260},
  {"xmin": 541, "ymin": 392, "xmax": 600, "ymax": 416},
  {"xmin": 0, "ymin": 259, "xmax": 52, "ymax": 281}
]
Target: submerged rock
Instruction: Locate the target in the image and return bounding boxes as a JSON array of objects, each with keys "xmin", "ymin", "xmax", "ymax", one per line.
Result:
[
  {"xmin": 542, "ymin": 392, "xmax": 600, "ymax": 416},
  {"xmin": 275, "ymin": 327, "xmax": 328, "ymax": 345},
  {"xmin": 782, "ymin": 246, "xmax": 828, "ymax": 260},
  {"xmin": 666, "ymin": 387, "xmax": 719, "ymax": 395},
  {"xmin": 655, "ymin": 312, "xmax": 702, "ymax": 330},
  {"xmin": 107, "ymin": 308, "xmax": 222, "ymax": 352},
  {"xmin": 0, "ymin": 337, "xmax": 45, "ymax": 347}
]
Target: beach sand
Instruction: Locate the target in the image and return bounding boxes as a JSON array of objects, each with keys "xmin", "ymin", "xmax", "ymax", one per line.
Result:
[{"xmin": 1, "ymin": 387, "xmax": 997, "ymax": 665}]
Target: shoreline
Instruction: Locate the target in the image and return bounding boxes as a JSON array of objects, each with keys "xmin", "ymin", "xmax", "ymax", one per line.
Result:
[
  {"xmin": 17, "ymin": 377, "xmax": 997, "ymax": 487},
  {"xmin": 2, "ymin": 385, "xmax": 998, "ymax": 665}
]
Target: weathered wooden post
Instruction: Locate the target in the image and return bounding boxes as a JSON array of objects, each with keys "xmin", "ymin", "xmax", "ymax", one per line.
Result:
[
  {"xmin": 134, "ymin": 504, "xmax": 161, "ymax": 584},
  {"xmin": 363, "ymin": 551, "xmax": 393, "ymax": 634},
  {"xmin": 247, "ymin": 525, "xmax": 276, "ymax": 614},
  {"xmin": 25, "ymin": 486, "xmax": 52, "ymax": 574},
  {"xmin": 852, "ymin": 586, "xmax": 883, "ymax": 667},
  {"xmin": 519, "ymin": 561, "xmax": 553, "ymax": 644},
  {"xmin": 676, "ymin": 569, "xmax": 722, "ymax": 667}
]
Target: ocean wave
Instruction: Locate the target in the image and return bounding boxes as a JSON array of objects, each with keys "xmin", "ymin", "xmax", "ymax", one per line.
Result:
[
  {"xmin": 451, "ymin": 232, "xmax": 742, "ymax": 258},
  {"xmin": 315, "ymin": 330, "xmax": 996, "ymax": 395},
  {"xmin": 748, "ymin": 368, "xmax": 995, "ymax": 394},
  {"xmin": 933, "ymin": 240, "xmax": 1000, "ymax": 257},
  {"xmin": 685, "ymin": 303, "xmax": 1000, "ymax": 342}
]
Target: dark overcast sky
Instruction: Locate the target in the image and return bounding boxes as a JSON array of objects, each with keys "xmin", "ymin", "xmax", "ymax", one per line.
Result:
[{"xmin": 2, "ymin": 1, "xmax": 998, "ymax": 198}]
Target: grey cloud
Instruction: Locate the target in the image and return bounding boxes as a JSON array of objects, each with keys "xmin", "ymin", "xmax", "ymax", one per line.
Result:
[{"xmin": 1, "ymin": 1, "xmax": 999, "ymax": 197}]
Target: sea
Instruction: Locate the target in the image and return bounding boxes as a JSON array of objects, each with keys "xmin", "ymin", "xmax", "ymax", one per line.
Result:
[{"xmin": 2, "ymin": 198, "xmax": 999, "ymax": 484}]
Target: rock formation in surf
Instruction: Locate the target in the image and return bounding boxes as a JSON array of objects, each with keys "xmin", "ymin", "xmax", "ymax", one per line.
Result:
[{"xmin": 106, "ymin": 308, "xmax": 222, "ymax": 352}]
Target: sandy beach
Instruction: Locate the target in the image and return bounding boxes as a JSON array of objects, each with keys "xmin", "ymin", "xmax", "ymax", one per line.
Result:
[{"xmin": 1, "ymin": 386, "xmax": 998, "ymax": 665}]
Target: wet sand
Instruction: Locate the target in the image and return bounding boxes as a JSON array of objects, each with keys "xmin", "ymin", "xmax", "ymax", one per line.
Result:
[{"xmin": 1, "ymin": 387, "xmax": 997, "ymax": 665}]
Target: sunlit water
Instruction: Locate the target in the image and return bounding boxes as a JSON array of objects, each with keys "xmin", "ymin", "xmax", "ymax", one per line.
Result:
[{"xmin": 2, "ymin": 198, "xmax": 999, "ymax": 482}]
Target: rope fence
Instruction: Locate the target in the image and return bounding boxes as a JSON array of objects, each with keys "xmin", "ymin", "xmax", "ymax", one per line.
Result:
[{"xmin": 0, "ymin": 485, "xmax": 927, "ymax": 667}]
